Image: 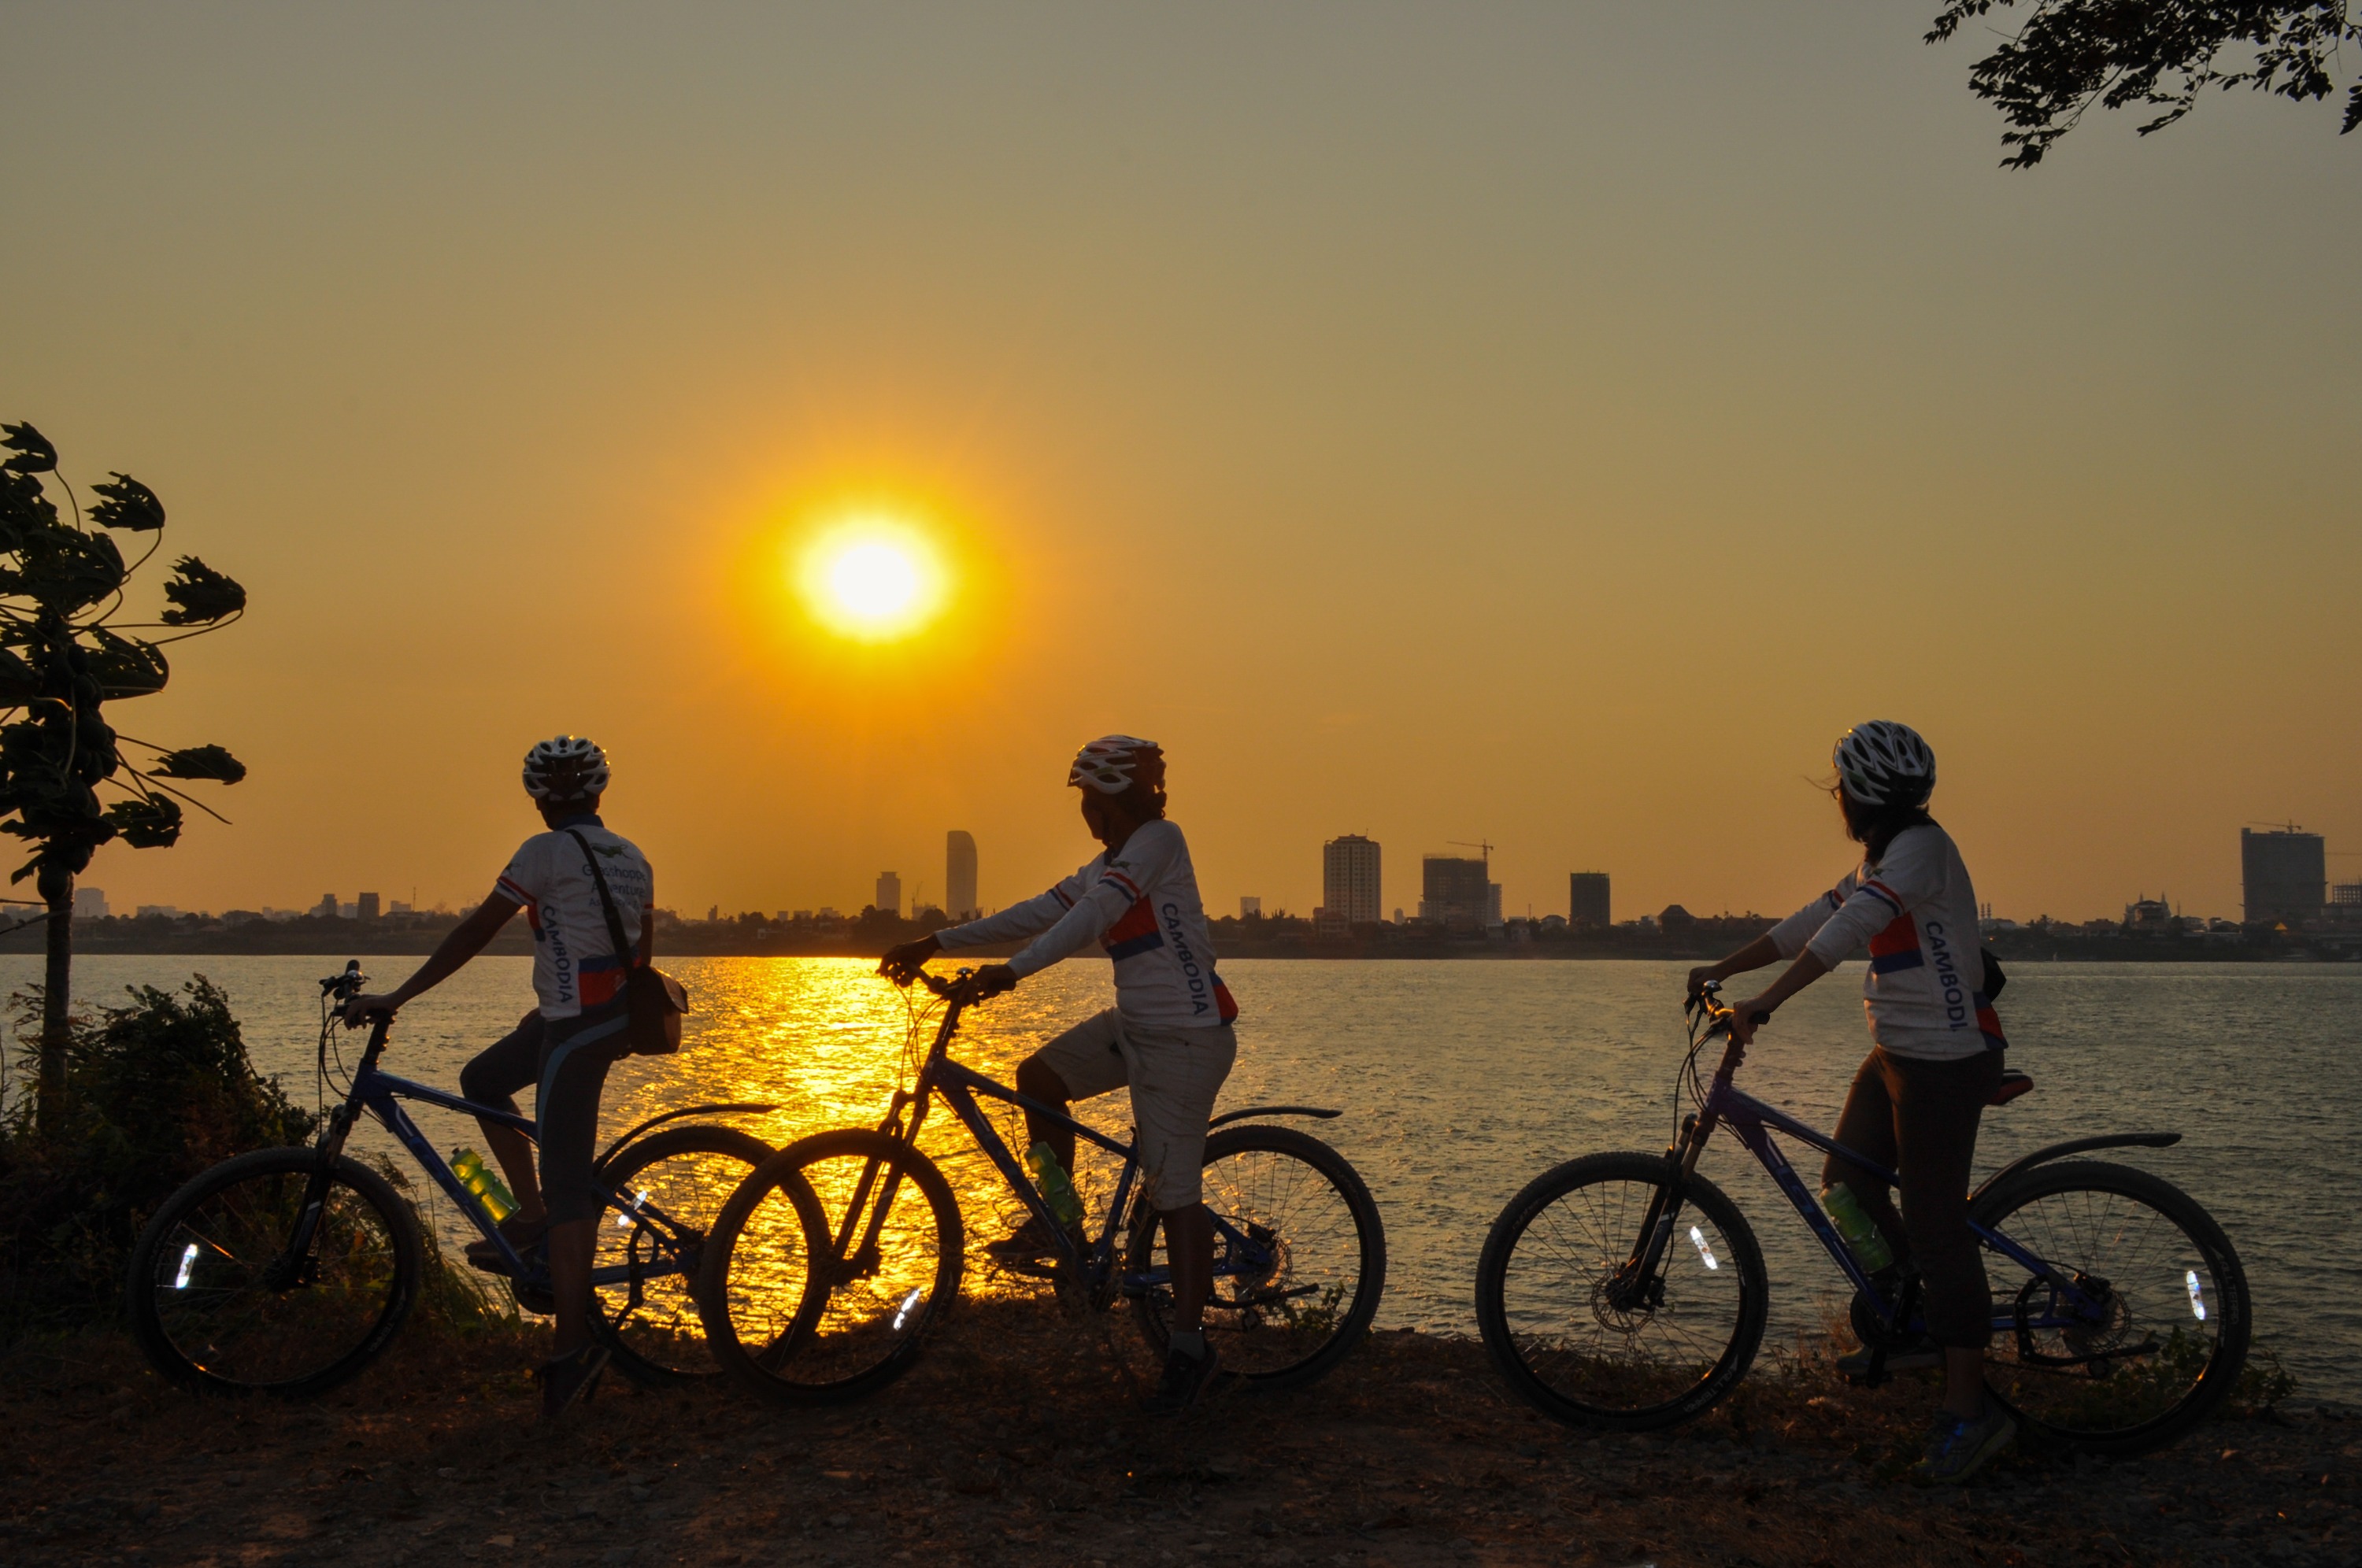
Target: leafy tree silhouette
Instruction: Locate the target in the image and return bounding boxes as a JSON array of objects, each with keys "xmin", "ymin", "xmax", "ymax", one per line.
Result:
[{"xmin": 0, "ymin": 422, "xmax": 246, "ymax": 1129}]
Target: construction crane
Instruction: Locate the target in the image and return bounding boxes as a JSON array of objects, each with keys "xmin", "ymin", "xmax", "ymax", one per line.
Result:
[{"xmin": 1447, "ymin": 839, "xmax": 1494, "ymax": 867}]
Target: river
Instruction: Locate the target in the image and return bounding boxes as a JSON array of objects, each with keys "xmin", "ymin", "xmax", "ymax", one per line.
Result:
[{"xmin": 10, "ymin": 955, "xmax": 2351, "ymax": 1401}]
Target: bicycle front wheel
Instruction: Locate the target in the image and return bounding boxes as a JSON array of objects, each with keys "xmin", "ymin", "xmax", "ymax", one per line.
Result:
[
  {"xmin": 126, "ymin": 1146, "xmax": 422, "ymax": 1397},
  {"xmin": 699, "ymin": 1127, "xmax": 963, "ymax": 1406},
  {"xmin": 590, "ymin": 1124, "xmax": 774, "ymax": 1388},
  {"xmin": 1475, "ymin": 1151, "xmax": 1766, "ymax": 1432},
  {"xmin": 1127, "ymin": 1123, "xmax": 1386, "ymax": 1390},
  {"xmin": 1973, "ymin": 1159, "xmax": 2249, "ymax": 1455}
]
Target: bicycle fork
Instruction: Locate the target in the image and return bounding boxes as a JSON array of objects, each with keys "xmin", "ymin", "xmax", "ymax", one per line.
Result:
[{"xmin": 1616, "ymin": 1110, "xmax": 1716, "ymax": 1311}]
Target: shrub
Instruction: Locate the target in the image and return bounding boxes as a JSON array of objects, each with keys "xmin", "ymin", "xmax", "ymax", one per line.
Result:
[{"xmin": 0, "ymin": 976, "xmax": 313, "ymax": 1332}]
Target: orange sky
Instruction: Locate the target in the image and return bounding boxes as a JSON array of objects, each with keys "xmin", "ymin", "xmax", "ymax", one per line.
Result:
[{"xmin": 5, "ymin": 4, "xmax": 2357, "ymax": 926}]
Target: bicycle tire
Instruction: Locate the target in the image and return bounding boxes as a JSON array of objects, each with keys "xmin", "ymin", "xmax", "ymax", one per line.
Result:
[
  {"xmin": 1126, "ymin": 1123, "xmax": 1386, "ymax": 1391},
  {"xmin": 126, "ymin": 1145, "xmax": 422, "ymax": 1398},
  {"xmin": 1475, "ymin": 1150, "xmax": 1767, "ymax": 1432},
  {"xmin": 588, "ymin": 1123, "xmax": 774, "ymax": 1389},
  {"xmin": 1972, "ymin": 1158, "xmax": 2249, "ymax": 1456},
  {"xmin": 698, "ymin": 1127, "xmax": 961, "ymax": 1407}
]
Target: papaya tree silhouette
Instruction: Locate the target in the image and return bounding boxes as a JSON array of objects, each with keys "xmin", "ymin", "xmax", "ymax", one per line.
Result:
[{"xmin": 0, "ymin": 421, "xmax": 246, "ymax": 1129}]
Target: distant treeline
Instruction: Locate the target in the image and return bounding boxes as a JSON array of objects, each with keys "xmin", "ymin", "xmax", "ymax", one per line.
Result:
[{"xmin": 2, "ymin": 906, "xmax": 2346, "ymax": 962}]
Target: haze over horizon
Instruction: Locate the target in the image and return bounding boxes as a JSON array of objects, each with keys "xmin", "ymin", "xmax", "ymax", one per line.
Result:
[{"xmin": 6, "ymin": 4, "xmax": 2356, "ymax": 928}]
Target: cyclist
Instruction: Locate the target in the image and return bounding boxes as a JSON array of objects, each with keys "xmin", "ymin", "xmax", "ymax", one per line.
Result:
[
  {"xmin": 343, "ymin": 735, "xmax": 655, "ymax": 1418},
  {"xmin": 879, "ymin": 735, "xmax": 1238, "ymax": 1415},
  {"xmin": 1686, "ymin": 719, "xmax": 2014, "ymax": 1485}
]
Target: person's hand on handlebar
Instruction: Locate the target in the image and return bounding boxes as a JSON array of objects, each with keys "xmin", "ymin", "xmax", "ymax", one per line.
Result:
[
  {"xmin": 1725, "ymin": 994, "xmax": 1774, "ymax": 1048},
  {"xmin": 879, "ymin": 934, "xmax": 942, "ymax": 986},
  {"xmin": 339, "ymin": 993, "xmax": 398, "ymax": 1029},
  {"xmin": 1686, "ymin": 964, "xmax": 1722, "ymax": 1001},
  {"xmin": 972, "ymin": 963, "xmax": 1017, "ymax": 1000}
]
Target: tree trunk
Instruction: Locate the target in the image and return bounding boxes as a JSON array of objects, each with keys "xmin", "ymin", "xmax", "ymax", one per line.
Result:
[{"xmin": 35, "ymin": 865, "xmax": 71, "ymax": 1132}]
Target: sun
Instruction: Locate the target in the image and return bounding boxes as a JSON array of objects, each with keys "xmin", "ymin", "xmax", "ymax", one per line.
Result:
[{"xmin": 795, "ymin": 516, "xmax": 948, "ymax": 642}]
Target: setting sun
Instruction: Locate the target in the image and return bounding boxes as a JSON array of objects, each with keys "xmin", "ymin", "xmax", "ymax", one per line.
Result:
[{"xmin": 795, "ymin": 517, "xmax": 948, "ymax": 642}]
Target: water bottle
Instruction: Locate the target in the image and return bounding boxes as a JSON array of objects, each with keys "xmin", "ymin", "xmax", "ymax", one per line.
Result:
[
  {"xmin": 1024, "ymin": 1141, "xmax": 1086, "ymax": 1234},
  {"xmin": 1820, "ymin": 1182, "xmax": 1894, "ymax": 1274},
  {"xmin": 451, "ymin": 1148, "xmax": 517, "ymax": 1222}
]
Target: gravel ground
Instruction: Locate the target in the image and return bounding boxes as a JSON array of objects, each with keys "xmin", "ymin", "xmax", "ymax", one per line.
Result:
[{"xmin": 2, "ymin": 1303, "xmax": 2352, "ymax": 1568}]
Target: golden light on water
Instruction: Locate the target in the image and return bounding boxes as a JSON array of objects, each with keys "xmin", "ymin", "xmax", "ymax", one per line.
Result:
[{"xmin": 794, "ymin": 516, "xmax": 948, "ymax": 642}]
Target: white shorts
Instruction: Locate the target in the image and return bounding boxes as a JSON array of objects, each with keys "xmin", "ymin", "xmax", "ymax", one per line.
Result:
[{"xmin": 1033, "ymin": 1008, "xmax": 1237, "ymax": 1210}]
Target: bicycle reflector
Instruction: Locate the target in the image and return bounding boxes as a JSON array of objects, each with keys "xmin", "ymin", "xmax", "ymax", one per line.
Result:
[
  {"xmin": 1690, "ymin": 1226, "xmax": 1720, "ymax": 1271},
  {"xmin": 174, "ymin": 1243, "xmax": 198, "ymax": 1289},
  {"xmin": 2186, "ymin": 1269, "xmax": 2207, "ymax": 1322}
]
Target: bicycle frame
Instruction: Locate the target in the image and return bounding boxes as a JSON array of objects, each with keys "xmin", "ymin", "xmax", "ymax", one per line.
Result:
[
  {"xmin": 1638, "ymin": 1007, "xmax": 2111, "ymax": 1343},
  {"xmin": 302, "ymin": 1018, "xmax": 702, "ymax": 1290},
  {"xmin": 847, "ymin": 976, "xmax": 1278, "ymax": 1302}
]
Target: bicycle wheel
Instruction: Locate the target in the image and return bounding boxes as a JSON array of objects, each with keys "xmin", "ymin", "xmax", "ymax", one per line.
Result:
[
  {"xmin": 1475, "ymin": 1151, "xmax": 1766, "ymax": 1432},
  {"xmin": 589, "ymin": 1124, "xmax": 773, "ymax": 1389},
  {"xmin": 126, "ymin": 1146, "xmax": 421, "ymax": 1397},
  {"xmin": 699, "ymin": 1127, "xmax": 962, "ymax": 1406},
  {"xmin": 1127, "ymin": 1124, "xmax": 1386, "ymax": 1390},
  {"xmin": 1972, "ymin": 1159, "xmax": 2249, "ymax": 1455}
]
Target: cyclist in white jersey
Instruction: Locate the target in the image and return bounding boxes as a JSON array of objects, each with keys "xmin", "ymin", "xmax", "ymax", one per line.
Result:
[
  {"xmin": 1686, "ymin": 721, "xmax": 2015, "ymax": 1484},
  {"xmin": 881, "ymin": 736, "xmax": 1238, "ymax": 1415},
  {"xmin": 345, "ymin": 735, "xmax": 657, "ymax": 1418}
]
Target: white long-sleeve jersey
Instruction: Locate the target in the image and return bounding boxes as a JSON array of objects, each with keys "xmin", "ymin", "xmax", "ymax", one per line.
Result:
[
  {"xmin": 932, "ymin": 819, "xmax": 1238, "ymax": 1030},
  {"xmin": 1768, "ymin": 821, "xmax": 2006, "ymax": 1061}
]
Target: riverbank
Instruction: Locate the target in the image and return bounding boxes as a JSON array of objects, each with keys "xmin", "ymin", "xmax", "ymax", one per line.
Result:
[{"xmin": 3, "ymin": 1307, "xmax": 2349, "ymax": 1568}]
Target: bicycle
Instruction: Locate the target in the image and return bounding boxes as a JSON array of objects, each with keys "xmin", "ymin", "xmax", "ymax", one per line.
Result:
[
  {"xmin": 1474, "ymin": 982, "xmax": 2250, "ymax": 1455},
  {"xmin": 126, "ymin": 963, "xmax": 781, "ymax": 1396},
  {"xmin": 695, "ymin": 967, "xmax": 1386, "ymax": 1405}
]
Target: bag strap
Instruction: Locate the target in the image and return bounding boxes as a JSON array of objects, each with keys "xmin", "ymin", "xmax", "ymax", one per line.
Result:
[{"xmin": 565, "ymin": 828, "xmax": 639, "ymax": 974}]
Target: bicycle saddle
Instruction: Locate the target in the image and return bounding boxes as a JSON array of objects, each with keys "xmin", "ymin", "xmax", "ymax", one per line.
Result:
[{"xmin": 1988, "ymin": 1071, "xmax": 2034, "ymax": 1106}]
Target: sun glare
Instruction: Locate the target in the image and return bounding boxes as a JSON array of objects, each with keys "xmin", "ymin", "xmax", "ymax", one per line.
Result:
[{"xmin": 796, "ymin": 517, "xmax": 947, "ymax": 642}]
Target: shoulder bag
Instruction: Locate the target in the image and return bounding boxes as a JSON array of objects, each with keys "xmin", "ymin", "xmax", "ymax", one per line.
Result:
[{"xmin": 565, "ymin": 828, "xmax": 688, "ymax": 1056}]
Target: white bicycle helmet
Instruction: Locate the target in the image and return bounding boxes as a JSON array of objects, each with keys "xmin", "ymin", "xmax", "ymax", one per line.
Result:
[
  {"xmin": 1068, "ymin": 734, "xmax": 1162, "ymax": 796},
  {"xmin": 522, "ymin": 735, "xmax": 610, "ymax": 803},
  {"xmin": 1833, "ymin": 720, "xmax": 1934, "ymax": 806}
]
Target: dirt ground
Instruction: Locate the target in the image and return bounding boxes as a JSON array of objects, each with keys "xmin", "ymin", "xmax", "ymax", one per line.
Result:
[{"xmin": 2, "ymin": 1302, "xmax": 2353, "ymax": 1568}]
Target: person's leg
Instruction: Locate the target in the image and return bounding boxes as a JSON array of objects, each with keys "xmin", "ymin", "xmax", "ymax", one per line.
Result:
[
  {"xmin": 458, "ymin": 1015, "xmax": 547, "ymax": 1228},
  {"xmin": 1013, "ymin": 1055, "xmax": 1077, "ymax": 1174},
  {"xmin": 1161, "ymin": 1200, "xmax": 1213, "ymax": 1335},
  {"xmin": 1823, "ymin": 1049, "xmax": 1908, "ymax": 1266},
  {"xmin": 533, "ymin": 1021, "xmax": 629, "ymax": 1359},
  {"xmin": 1127, "ymin": 1023, "xmax": 1237, "ymax": 1341},
  {"xmin": 1890, "ymin": 1051, "xmax": 2005, "ymax": 1419}
]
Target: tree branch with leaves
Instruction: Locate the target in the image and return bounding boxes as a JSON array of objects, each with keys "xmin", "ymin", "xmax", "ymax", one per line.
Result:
[
  {"xmin": 1930, "ymin": 2, "xmax": 2362, "ymax": 166},
  {"xmin": 0, "ymin": 421, "xmax": 246, "ymax": 1129}
]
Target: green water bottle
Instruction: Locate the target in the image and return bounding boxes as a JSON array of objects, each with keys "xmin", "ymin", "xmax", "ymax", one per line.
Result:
[
  {"xmin": 1024, "ymin": 1141, "xmax": 1086, "ymax": 1234},
  {"xmin": 1820, "ymin": 1182, "xmax": 1894, "ymax": 1274},
  {"xmin": 452, "ymin": 1148, "xmax": 517, "ymax": 1222}
]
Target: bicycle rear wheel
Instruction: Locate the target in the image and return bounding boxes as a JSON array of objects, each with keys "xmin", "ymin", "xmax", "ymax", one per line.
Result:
[
  {"xmin": 1973, "ymin": 1159, "xmax": 2249, "ymax": 1455},
  {"xmin": 1127, "ymin": 1123, "xmax": 1386, "ymax": 1390},
  {"xmin": 699, "ymin": 1127, "xmax": 962, "ymax": 1406},
  {"xmin": 1475, "ymin": 1151, "xmax": 1766, "ymax": 1431},
  {"xmin": 126, "ymin": 1146, "xmax": 421, "ymax": 1397},
  {"xmin": 590, "ymin": 1124, "xmax": 773, "ymax": 1388}
]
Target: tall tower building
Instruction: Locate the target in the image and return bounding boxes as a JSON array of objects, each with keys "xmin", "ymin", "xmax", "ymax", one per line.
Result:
[
  {"xmin": 1420, "ymin": 856, "xmax": 1490, "ymax": 930},
  {"xmin": 875, "ymin": 871, "xmax": 902, "ymax": 919},
  {"xmin": 2242, "ymin": 827, "xmax": 2324, "ymax": 926},
  {"xmin": 1322, "ymin": 835, "xmax": 1382, "ymax": 925},
  {"xmin": 946, "ymin": 831, "xmax": 979, "ymax": 919},
  {"xmin": 1569, "ymin": 871, "xmax": 1611, "ymax": 928},
  {"xmin": 357, "ymin": 892, "xmax": 381, "ymax": 921}
]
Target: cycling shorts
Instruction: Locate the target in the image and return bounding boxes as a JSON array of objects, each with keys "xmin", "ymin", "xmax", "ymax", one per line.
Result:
[
  {"xmin": 459, "ymin": 1004, "xmax": 634, "ymax": 1226},
  {"xmin": 1034, "ymin": 1008, "xmax": 1235, "ymax": 1210}
]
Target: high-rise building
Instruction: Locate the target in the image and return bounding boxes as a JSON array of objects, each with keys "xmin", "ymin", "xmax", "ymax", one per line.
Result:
[
  {"xmin": 1421, "ymin": 856, "xmax": 1490, "ymax": 930},
  {"xmin": 1239, "ymin": 896, "xmax": 1262, "ymax": 918},
  {"xmin": 1487, "ymin": 883, "xmax": 1503, "ymax": 928},
  {"xmin": 875, "ymin": 871, "xmax": 902, "ymax": 919},
  {"xmin": 72, "ymin": 886, "xmax": 108, "ymax": 919},
  {"xmin": 1569, "ymin": 871, "xmax": 1610, "ymax": 928},
  {"xmin": 2242, "ymin": 827, "xmax": 2324, "ymax": 926},
  {"xmin": 357, "ymin": 891, "xmax": 381, "ymax": 921},
  {"xmin": 946, "ymin": 830, "xmax": 979, "ymax": 919},
  {"xmin": 1322, "ymin": 835, "xmax": 1382, "ymax": 925},
  {"xmin": 314, "ymin": 893, "xmax": 339, "ymax": 919}
]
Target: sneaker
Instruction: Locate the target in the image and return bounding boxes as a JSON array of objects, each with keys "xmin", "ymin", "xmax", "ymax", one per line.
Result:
[
  {"xmin": 1910, "ymin": 1403, "xmax": 2016, "ymax": 1485},
  {"xmin": 1142, "ymin": 1341, "xmax": 1221, "ymax": 1416},
  {"xmin": 983, "ymin": 1215, "xmax": 1061, "ymax": 1263},
  {"xmin": 465, "ymin": 1215, "xmax": 548, "ymax": 1275},
  {"xmin": 1836, "ymin": 1340, "xmax": 1943, "ymax": 1381},
  {"xmin": 538, "ymin": 1344, "xmax": 610, "ymax": 1422}
]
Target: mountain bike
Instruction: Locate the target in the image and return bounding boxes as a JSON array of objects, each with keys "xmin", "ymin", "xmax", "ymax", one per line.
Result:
[
  {"xmin": 126, "ymin": 963, "xmax": 780, "ymax": 1396},
  {"xmin": 1474, "ymin": 982, "xmax": 2249, "ymax": 1455},
  {"xmin": 695, "ymin": 967, "xmax": 1386, "ymax": 1405}
]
